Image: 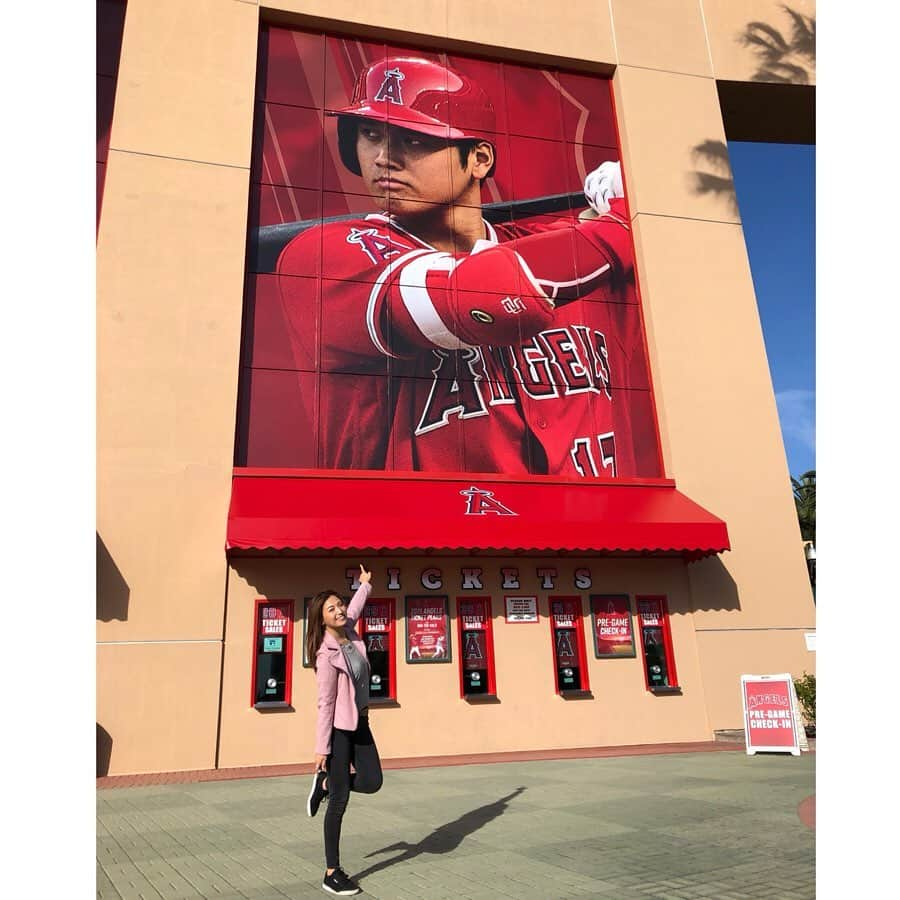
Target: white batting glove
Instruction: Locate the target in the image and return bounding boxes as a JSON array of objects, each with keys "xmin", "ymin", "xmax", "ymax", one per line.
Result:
[{"xmin": 584, "ymin": 161, "xmax": 624, "ymax": 215}]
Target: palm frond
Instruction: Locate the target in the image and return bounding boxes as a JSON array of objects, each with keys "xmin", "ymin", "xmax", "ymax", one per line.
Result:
[
  {"xmin": 782, "ymin": 5, "xmax": 816, "ymax": 60},
  {"xmin": 741, "ymin": 22, "xmax": 790, "ymax": 58}
]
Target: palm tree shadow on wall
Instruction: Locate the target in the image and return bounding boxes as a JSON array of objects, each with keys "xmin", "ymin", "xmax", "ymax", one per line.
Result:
[
  {"xmin": 740, "ymin": 5, "xmax": 815, "ymax": 84},
  {"xmin": 690, "ymin": 7, "xmax": 815, "ymax": 211},
  {"xmin": 689, "ymin": 140, "xmax": 738, "ymax": 216},
  {"xmin": 353, "ymin": 787, "xmax": 526, "ymax": 881}
]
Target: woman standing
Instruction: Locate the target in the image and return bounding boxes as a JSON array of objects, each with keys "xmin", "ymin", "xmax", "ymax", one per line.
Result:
[{"xmin": 305, "ymin": 564, "xmax": 383, "ymax": 896}]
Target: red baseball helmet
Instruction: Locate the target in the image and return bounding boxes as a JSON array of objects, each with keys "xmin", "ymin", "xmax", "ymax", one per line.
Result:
[{"xmin": 330, "ymin": 57, "xmax": 497, "ymax": 178}]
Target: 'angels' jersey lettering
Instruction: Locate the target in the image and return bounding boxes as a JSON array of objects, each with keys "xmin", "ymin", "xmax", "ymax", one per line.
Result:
[
  {"xmin": 415, "ymin": 351, "xmax": 488, "ymax": 435},
  {"xmin": 275, "ymin": 199, "xmax": 659, "ymax": 478},
  {"xmin": 416, "ymin": 326, "xmax": 613, "ymax": 437}
]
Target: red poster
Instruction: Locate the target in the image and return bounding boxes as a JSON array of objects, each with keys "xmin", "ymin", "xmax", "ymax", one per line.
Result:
[
  {"xmin": 260, "ymin": 603, "xmax": 291, "ymax": 635},
  {"xmin": 406, "ymin": 597, "xmax": 450, "ymax": 662},
  {"xmin": 591, "ymin": 595, "xmax": 635, "ymax": 657},
  {"xmin": 742, "ymin": 676, "xmax": 801, "ymax": 753},
  {"xmin": 238, "ymin": 26, "xmax": 664, "ymax": 482}
]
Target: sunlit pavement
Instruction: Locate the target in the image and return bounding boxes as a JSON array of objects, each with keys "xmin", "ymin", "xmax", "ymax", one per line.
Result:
[{"xmin": 98, "ymin": 749, "xmax": 814, "ymax": 899}]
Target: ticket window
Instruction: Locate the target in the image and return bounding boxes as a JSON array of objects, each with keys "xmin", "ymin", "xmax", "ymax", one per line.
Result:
[
  {"xmin": 636, "ymin": 595, "xmax": 680, "ymax": 692},
  {"xmin": 252, "ymin": 599, "xmax": 295, "ymax": 708},
  {"xmin": 358, "ymin": 598, "xmax": 397, "ymax": 703},
  {"xmin": 456, "ymin": 597, "xmax": 497, "ymax": 698},
  {"xmin": 549, "ymin": 596, "xmax": 590, "ymax": 694}
]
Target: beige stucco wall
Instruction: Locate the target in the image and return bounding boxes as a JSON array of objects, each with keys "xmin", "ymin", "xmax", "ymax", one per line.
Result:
[
  {"xmin": 610, "ymin": 22, "xmax": 815, "ymax": 729},
  {"xmin": 97, "ymin": 0, "xmax": 815, "ymax": 774},
  {"xmin": 97, "ymin": 642, "xmax": 223, "ymax": 774},
  {"xmin": 219, "ymin": 557, "xmax": 712, "ymax": 768},
  {"xmin": 96, "ymin": 0, "xmax": 258, "ymax": 774},
  {"xmin": 261, "ymin": 0, "xmax": 815, "ymax": 85}
]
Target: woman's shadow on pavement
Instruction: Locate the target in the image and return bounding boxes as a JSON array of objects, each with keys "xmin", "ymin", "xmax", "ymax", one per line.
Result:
[{"xmin": 355, "ymin": 786, "xmax": 526, "ymax": 880}]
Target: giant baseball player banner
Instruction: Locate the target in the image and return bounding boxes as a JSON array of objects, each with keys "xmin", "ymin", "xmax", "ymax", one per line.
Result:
[{"xmin": 237, "ymin": 26, "xmax": 663, "ymax": 480}]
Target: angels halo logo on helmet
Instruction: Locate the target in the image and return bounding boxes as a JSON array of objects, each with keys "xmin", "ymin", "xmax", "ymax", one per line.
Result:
[
  {"xmin": 373, "ymin": 66, "xmax": 405, "ymax": 105},
  {"xmin": 330, "ymin": 56, "xmax": 498, "ymax": 178}
]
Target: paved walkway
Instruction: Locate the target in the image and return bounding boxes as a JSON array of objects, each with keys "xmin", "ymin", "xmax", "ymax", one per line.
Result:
[{"xmin": 97, "ymin": 749, "xmax": 814, "ymax": 899}]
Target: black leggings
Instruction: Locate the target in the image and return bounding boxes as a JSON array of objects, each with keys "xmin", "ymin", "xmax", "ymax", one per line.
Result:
[{"xmin": 324, "ymin": 716, "xmax": 383, "ymax": 869}]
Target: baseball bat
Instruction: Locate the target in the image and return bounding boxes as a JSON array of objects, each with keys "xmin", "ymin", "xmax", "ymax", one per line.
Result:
[{"xmin": 250, "ymin": 191, "xmax": 586, "ymax": 274}]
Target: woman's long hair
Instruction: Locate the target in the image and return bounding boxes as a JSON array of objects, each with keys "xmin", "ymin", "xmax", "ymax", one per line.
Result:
[{"xmin": 306, "ymin": 589, "xmax": 340, "ymax": 671}]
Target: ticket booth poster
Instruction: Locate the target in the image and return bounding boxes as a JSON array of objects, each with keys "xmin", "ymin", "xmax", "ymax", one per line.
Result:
[
  {"xmin": 590, "ymin": 594, "xmax": 636, "ymax": 658},
  {"xmin": 405, "ymin": 596, "xmax": 451, "ymax": 663}
]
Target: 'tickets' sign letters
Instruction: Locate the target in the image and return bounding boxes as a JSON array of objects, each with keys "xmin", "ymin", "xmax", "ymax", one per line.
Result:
[{"xmin": 740, "ymin": 674, "xmax": 802, "ymax": 756}]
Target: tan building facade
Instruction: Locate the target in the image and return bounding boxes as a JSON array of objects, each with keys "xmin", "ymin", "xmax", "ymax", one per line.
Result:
[{"xmin": 97, "ymin": 0, "xmax": 815, "ymax": 776}]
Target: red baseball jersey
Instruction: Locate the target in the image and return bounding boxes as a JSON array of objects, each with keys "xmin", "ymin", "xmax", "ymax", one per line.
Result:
[{"xmin": 274, "ymin": 199, "xmax": 660, "ymax": 478}]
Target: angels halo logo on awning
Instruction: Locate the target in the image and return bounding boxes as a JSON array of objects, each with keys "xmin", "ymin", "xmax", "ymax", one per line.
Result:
[{"xmin": 460, "ymin": 486, "xmax": 518, "ymax": 516}]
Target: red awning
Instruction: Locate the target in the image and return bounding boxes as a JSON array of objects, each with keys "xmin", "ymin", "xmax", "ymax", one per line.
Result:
[{"xmin": 227, "ymin": 469, "xmax": 730, "ymax": 559}]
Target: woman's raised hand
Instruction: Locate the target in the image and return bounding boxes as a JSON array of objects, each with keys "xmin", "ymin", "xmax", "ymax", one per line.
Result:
[{"xmin": 358, "ymin": 564, "xmax": 372, "ymax": 585}]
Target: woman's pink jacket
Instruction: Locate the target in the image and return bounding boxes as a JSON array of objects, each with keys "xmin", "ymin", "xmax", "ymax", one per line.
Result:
[{"xmin": 314, "ymin": 581, "xmax": 372, "ymax": 756}]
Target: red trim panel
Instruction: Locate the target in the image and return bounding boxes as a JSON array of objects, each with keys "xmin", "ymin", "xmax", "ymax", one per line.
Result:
[{"xmin": 226, "ymin": 469, "xmax": 730, "ymax": 558}]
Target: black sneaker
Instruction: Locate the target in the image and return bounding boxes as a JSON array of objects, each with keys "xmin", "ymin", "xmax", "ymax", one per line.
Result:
[
  {"xmin": 322, "ymin": 868, "xmax": 360, "ymax": 895},
  {"xmin": 307, "ymin": 770, "xmax": 328, "ymax": 818}
]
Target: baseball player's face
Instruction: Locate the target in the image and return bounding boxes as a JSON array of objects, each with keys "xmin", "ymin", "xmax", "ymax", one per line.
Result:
[{"xmin": 356, "ymin": 120, "xmax": 482, "ymax": 213}]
